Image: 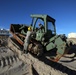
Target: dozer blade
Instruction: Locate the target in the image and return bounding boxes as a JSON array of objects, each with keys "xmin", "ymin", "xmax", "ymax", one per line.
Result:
[{"xmin": 8, "ymin": 37, "xmax": 23, "ymax": 55}]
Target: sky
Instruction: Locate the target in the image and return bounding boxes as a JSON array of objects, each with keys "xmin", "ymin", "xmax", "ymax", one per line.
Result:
[{"xmin": 0, "ymin": 0, "xmax": 76, "ymax": 36}]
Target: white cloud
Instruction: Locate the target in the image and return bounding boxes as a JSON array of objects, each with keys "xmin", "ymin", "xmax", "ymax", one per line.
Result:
[{"xmin": 68, "ymin": 32, "xmax": 76, "ymax": 38}]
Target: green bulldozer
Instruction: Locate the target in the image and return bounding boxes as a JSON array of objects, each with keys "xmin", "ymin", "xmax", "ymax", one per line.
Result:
[{"xmin": 8, "ymin": 14, "xmax": 72, "ymax": 62}]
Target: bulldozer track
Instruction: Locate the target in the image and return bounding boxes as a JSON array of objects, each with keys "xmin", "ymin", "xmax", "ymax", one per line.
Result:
[
  {"xmin": 0, "ymin": 47, "xmax": 33, "ymax": 75},
  {"xmin": 0, "ymin": 55, "xmax": 19, "ymax": 67}
]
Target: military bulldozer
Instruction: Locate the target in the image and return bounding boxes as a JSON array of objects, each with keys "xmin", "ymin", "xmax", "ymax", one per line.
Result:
[{"xmin": 8, "ymin": 14, "xmax": 72, "ymax": 62}]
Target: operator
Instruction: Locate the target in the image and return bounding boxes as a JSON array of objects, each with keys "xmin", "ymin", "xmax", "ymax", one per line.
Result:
[
  {"xmin": 39, "ymin": 23, "xmax": 43, "ymax": 29},
  {"xmin": 23, "ymin": 26, "xmax": 34, "ymax": 54},
  {"xmin": 38, "ymin": 23, "xmax": 44, "ymax": 32}
]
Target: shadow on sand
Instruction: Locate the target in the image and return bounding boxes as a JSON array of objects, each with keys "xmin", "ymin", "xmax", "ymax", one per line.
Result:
[{"xmin": 31, "ymin": 45, "xmax": 76, "ymax": 75}]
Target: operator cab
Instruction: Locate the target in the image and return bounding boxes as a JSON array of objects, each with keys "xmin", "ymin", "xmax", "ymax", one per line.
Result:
[{"xmin": 30, "ymin": 14, "xmax": 56, "ymax": 41}]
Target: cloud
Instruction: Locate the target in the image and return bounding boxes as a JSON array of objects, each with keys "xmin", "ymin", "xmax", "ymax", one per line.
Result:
[{"xmin": 68, "ymin": 32, "xmax": 76, "ymax": 38}]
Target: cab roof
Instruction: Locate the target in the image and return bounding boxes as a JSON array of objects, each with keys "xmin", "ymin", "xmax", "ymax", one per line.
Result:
[{"xmin": 31, "ymin": 14, "xmax": 55, "ymax": 23}]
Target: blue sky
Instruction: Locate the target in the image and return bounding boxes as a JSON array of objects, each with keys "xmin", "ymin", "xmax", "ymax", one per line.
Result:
[{"xmin": 0, "ymin": 0, "xmax": 76, "ymax": 36}]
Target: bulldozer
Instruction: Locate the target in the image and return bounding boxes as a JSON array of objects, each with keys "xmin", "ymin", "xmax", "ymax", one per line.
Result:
[{"xmin": 8, "ymin": 14, "xmax": 72, "ymax": 62}]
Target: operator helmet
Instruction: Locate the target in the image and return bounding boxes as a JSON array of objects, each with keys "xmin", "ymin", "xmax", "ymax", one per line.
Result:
[{"xmin": 28, "ymin": 26, "xmax": 32, "ymax": 31}]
